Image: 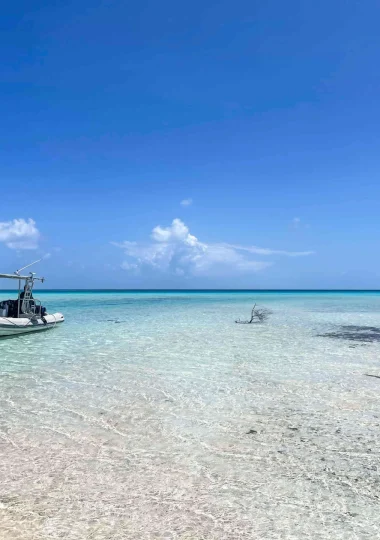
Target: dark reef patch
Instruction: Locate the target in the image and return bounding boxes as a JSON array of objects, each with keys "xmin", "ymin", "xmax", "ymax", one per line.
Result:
[{"xmin": 317, "ymin": 325, "xmax": 380, "ymax": 343}]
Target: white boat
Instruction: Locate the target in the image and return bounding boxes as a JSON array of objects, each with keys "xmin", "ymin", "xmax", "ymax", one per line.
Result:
[{"xmin": 0, "ymin": 260, "xmax": 64, "ymax": 337}]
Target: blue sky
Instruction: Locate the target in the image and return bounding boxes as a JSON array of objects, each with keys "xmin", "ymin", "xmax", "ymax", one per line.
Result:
[{"xmin": 1, "ymin": 0, "xmax": 380, "ymax": 288}]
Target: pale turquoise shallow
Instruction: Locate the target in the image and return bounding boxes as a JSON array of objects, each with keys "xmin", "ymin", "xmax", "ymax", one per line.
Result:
[{"xmin": 0, "ymin": 291, "xmax": 379, "ymax": 539}]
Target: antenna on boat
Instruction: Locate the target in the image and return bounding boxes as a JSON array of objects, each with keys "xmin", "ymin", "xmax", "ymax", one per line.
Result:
[{"xmin": 15, "ymin": 259, "xmax": 42, "ymax": 276}]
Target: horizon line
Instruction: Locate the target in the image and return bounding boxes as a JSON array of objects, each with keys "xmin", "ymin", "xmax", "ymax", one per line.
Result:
[{"xmin": 1, "ymin": 288, "xmax": 380, "ymax": 293}]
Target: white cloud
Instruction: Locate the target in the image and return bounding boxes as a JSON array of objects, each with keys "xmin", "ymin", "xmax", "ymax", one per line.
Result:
[
  {"xmin": 291, "ymin": 217, "xmax": 311, "ymax": 230},
  {"xmin": 292, "ymin": 217, "xmax": 301, "ymax": 228},
  {"xmin": 0, "ymin": 218, "xmax": 40, "ymax": 249},
  {"xmin": 152, "ymin": 218, "xmax": 198, "ymax": 245},
  {"xmin": 224, "ymin": 243, "xmax": 314, "ymax": 257},
  {"xmin": 121, "ymin": 261, "xmax": 139, "ymax": 271},
  {"xmin": 180, "ymin": 198, "xmax": 193, "ymax": 207},
  {"xmin": 113, "ymin": 218, "xmax": 313, "ymax": 277}
]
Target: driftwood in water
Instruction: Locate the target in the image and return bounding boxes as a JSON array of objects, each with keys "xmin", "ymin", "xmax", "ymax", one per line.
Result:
[{"xmin": 235, "ymin": 303, "xmax": 272, "ymax": 324}]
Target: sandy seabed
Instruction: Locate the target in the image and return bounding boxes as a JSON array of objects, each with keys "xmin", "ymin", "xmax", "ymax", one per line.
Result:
[{"xmin": 0, "ymin": 292, "xmax": 379, "ymax": 539}]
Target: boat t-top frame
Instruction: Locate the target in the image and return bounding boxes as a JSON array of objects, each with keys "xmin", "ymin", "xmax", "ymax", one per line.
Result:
[{"xmin": 0, "ymin": 259, "xmax": 44, "ymax": 318}]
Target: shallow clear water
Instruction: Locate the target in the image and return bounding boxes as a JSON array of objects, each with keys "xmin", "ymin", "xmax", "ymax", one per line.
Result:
[{"xmin": 0, "ymin": 292, "xmax": 380, "ymax": 539}]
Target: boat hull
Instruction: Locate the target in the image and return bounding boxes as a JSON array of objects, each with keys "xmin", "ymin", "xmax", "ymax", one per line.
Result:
[{"xmin": 0, "ymin": 313, "xmax": 64, "ymax": 337}]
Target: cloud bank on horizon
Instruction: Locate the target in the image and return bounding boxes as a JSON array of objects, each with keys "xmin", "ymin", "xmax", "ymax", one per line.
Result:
[
  {"xmin": 113, "ymin": 218, "xmax": 314, "ymax": 277},
  {"xmin": 0, "ymin": 217, "xmax": 314, "ymax": 281}
]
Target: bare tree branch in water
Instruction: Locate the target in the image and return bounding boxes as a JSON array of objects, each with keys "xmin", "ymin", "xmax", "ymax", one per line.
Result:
[{"xmin": 235, "ymin": 303, "xmax": 272, "ymax": 324}]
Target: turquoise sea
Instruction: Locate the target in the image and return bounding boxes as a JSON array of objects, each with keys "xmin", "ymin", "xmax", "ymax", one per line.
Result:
[{"xmin": 0, "ymin": 291, "xmax": 380, "ymax": 539}]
